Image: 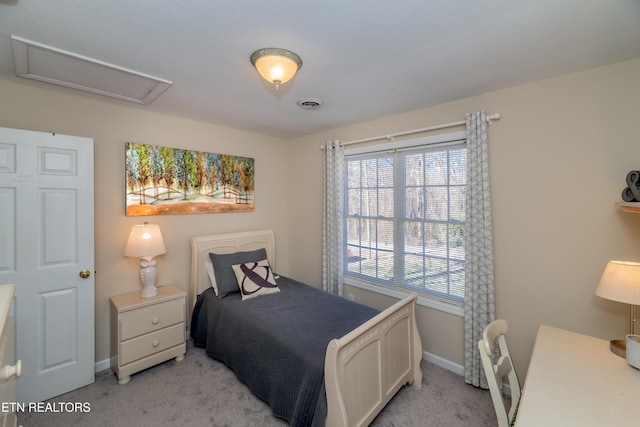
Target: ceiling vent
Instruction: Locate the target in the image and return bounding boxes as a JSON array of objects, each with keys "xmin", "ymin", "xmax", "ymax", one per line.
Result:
[
  {"xmin": 297, "ymin": 98, "xmax": 323, "ymax": 110},
  {"xmin": 11, "ymin": 35, "xmax": 172, "ymax": 104}
]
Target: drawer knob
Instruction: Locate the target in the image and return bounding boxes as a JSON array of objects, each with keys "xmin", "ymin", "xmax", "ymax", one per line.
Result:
[
  {"xmin": 0, "ymin": 360, "xmax": 22, "ymax": 380},
  {"xmin": 152, "ymin": 317, "xmax": 159, "ymax": 325},
  {"xmin": 152, "ymin": 340, "xmax": 159, "ymax": 348}
]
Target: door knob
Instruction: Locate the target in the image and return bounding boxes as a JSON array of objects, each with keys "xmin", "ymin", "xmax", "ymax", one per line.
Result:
[
  {"xmin": 0, "ymin": 360, "xmax": 22, "ymax": 380},
  {"xmin": 79, "ymin": 269, "xmax": 91, "ymax": 279}
]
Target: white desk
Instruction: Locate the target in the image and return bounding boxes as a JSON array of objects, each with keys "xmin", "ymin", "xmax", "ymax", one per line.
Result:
[{"xmin": 515, "ymin": 324, "xmax": 640, "ymax": 427}]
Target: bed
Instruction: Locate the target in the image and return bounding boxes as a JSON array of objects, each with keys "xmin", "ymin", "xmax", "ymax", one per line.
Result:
[{"xmin": 189, "ymin": 229, "xmax": 422, "ymax": 427}]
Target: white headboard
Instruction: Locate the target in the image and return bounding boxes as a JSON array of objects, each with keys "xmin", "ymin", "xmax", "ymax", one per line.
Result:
[{"xmin": 189, "ymin": 229, "xmax": 275, "ymax": 317}]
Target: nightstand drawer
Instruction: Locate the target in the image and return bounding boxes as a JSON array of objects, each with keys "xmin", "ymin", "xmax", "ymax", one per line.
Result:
[
  {"xmin": 119, "ymin": 298, "xmax": 184, "ymax": 340},
  {"xmin": 120, "ymin": 323, "xmax": 184, "ymax": 365}
]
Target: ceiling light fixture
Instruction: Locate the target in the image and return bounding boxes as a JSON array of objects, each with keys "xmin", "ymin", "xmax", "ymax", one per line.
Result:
[{"xmin": 250, "ymin": 48, "xmax": 302, "ymax": 89}]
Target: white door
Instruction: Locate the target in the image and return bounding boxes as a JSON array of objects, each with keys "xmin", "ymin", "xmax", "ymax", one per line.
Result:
[{"xmin": 0, "ymin": 126, "xmax": 94, "ymax": 403}]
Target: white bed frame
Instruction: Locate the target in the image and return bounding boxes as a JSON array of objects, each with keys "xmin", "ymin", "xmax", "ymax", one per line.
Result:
[{"xmin": 190, "ymin": 229, "xmax": 422, "ymax": 427}]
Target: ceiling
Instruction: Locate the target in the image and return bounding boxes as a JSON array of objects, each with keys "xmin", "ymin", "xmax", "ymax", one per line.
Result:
[{"xmin": 1, "ymin": 0, "xmax": 639, "ymax": 139}]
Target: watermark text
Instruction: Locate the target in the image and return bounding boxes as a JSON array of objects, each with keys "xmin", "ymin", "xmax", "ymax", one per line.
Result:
[{"xmin": 1, "ymin": 402, "xmax": 90, "ymax": 413}]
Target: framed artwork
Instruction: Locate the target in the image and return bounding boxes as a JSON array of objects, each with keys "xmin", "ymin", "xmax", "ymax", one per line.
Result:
[{"xmin": 125, "ymin": 142, "xmax": 254, "ymax": 216}]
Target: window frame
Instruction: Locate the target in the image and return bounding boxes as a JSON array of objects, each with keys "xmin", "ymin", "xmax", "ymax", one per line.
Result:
[{"xmin": 343, "ymin": 130, "xmax": 467, "ymax": 317}]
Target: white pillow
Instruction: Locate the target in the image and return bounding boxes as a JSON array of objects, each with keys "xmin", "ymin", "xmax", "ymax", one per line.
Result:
[
  {"xmin": 231, "ymin": 259, "xmax": 279, "ymax": 301},
  {"xmin": 205, "ymin": 261, "xmax": 219, "ymax": 296}
]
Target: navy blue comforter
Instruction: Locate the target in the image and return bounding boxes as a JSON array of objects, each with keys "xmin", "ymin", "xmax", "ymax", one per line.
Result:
[{"xmin": 191, "ymin": 276, "xmax": 379, "ymax": 426}]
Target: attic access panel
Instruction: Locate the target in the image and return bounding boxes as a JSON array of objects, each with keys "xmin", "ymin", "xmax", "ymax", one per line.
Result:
[{"xmin": 11, "ymin": 35, "xmax": 172, "ymax": 104}]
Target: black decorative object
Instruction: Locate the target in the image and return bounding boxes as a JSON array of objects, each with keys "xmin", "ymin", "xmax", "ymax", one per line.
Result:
[{"xmin": 622, "ymin": 170, "xmax": 640, "ymax": 202}]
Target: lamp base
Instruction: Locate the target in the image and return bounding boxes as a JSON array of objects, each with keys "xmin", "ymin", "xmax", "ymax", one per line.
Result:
[
  {"xmin": 609, "ymin": 339, "xmax": 626, "ymax": 358},
  {"xmin": 140, "ymin": 284, "xmax": 158, "ymax": 298},
  {"xmin": 138, "ymin": 257, "xmax": 159, "ymax": 298}
]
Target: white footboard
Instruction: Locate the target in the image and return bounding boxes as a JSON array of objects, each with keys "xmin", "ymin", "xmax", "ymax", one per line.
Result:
[{"xmin": 324, "ymin": 292, "xmax": 423, "ymax": 427}]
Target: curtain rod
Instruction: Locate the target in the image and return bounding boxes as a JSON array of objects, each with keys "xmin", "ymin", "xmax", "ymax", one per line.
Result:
[{"xmin": 323, "ymin": 113, "xmax": 500, "ymax": 149}]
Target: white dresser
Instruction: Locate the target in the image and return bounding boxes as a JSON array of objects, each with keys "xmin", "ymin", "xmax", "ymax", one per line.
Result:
[
  {"xmin": 110, "ymin": 285, "xmax": 186, "ymax": 385},
  {"xmin": 0, "ymin": 284, "xmax": 21, "ymax": 427}
]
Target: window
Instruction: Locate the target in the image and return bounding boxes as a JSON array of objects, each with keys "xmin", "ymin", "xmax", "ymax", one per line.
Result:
[{"xmin": 344, "ymin": 132, "xmax": 466, "ymax": 312}]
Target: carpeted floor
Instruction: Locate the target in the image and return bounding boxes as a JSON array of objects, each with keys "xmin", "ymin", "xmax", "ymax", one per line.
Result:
[{"xmin": 18, "ymin": 340, "xmax": 498, "ymax": 426}]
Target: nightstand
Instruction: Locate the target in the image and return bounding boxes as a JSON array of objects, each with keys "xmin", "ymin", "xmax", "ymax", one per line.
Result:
[{"xmin": 110, "ymin": 284, "xmax": 186, "ymax": 385}]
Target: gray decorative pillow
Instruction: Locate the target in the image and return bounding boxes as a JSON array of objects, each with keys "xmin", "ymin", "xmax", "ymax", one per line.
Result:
[
  {"xmin": 209, "ymin": 248, "xmax": 267, "ymax": 299},
  {"xmin": 232, "ymin": 259, "xmax": 279, "ymax": 300}
]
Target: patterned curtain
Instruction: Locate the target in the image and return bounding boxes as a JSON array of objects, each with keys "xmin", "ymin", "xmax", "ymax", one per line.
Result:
[
  {"xmin": 464, "ymin": 111, "xmax": 496, "ymax": 388},
  {"xmin": 322, "ymin": 140, "xmax": 345, "ymax": 296}
]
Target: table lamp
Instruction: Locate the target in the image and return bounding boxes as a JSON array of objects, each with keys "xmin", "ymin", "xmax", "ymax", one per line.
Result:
[
  {"xmin": 124, "ymin": 222, "xmax": 166, "ymax": 298},
  {"xmin": 595, "ymin": 260, "xmax": 640, "ymax": 357}
]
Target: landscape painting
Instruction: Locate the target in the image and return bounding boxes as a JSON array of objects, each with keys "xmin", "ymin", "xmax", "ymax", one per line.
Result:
[{"xmin": 125, "ymin": 142, "xmax": 254, "ymax": 216}]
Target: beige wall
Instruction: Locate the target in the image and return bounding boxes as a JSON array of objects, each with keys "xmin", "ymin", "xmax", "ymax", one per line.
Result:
[
  {"xmin": 287, "ymin": 57, "xmax": 640, "ymax": 379},
  {"xmin": 2, "ymin": 57, "xmax": 640, "ymax": 382},
  {"xmin": 0, "ymin": 79, "xmax": 291, "ymax": 365}
]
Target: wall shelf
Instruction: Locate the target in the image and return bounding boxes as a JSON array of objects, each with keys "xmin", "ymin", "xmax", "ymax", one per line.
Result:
[{"xmin": 616, "ymin": 201, "xmax": 640, "ymax": 213}]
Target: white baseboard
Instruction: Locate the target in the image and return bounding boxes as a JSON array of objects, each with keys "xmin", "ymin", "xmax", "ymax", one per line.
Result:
[
  {"xmin": 94, "ymin": 357, "xmax": 113, "ymax": 374},
  {"xmin": 421, "ymin": 352, "xmax": 513, "ymax": 396},
  {"xmin": 423, "ymin": 350, "xmax": 465, "ymax": 376}
]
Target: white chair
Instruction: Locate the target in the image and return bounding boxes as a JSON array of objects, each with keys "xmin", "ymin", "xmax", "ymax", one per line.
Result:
[{"xmin": 478, "ymin": 319, "xmax": 521, "ymax": 427}]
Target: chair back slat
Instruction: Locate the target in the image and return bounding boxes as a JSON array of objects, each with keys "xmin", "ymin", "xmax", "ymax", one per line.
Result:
[{"xmin": 478, "ymin": 319, "xmax": 521, "ymax": 427}]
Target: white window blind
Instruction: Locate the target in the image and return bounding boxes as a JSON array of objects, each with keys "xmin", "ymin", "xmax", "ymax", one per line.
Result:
[{"xmin": 344, "ymin": 131, "xmax": 466, "ymax": 309}]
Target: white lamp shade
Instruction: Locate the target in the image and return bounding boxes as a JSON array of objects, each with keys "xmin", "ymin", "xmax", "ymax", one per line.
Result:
[
  {"xmin": 124, "ymin": 223, "xmax": 166, "ymax": 258},
  {"xmin": 596, "ymin": 260, "xmax": 640, "ymax": 305}
]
